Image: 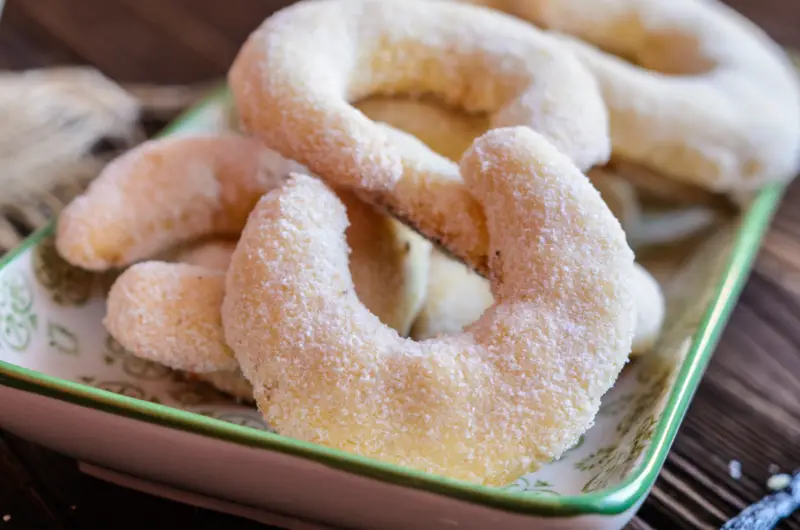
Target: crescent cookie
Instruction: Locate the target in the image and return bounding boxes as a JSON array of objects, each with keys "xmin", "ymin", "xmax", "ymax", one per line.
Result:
[
  {"xmin": 105, "ymin": 262, "xmax": 237, "ymax": 374},
  {"xmin": 173, "ymin": 192, "xmax": 433, "ymax": 337},
  {"xmin": 94, "ymin": 134, "xmax": 431, "ymax": 381},
  {"xmin": 56, "ymin": 134, "xmax": 305, "ymax": 272},
  {"xmin": 104, "ymin": 94, "xmax": 484, "ymax": 400},
  {"xmin": 228, "ymin": 0, "xmax": 610, "ymax": 273},
  {"xmin": 470, "ymin": 0, "xmax": 800, "ymax": 193},
  {"xmin": 104, "ymin": 191, "xmax": 432, "ymax": 379},
  {"xmin": 221, "ymin": 128, "xmax": 636, "ymax": 485},
  {"xmin": 353, "ymin": 95, "xmax": 665, "ymax": 351}
]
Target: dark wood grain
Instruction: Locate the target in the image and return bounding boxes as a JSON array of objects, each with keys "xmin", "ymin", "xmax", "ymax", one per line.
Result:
[{"xmin": 2, "ymin": 0, "xmax": 800, "ymax": 528}]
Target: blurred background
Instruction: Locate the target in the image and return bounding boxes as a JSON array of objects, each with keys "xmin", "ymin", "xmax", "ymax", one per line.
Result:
[
  {"xmin": 0, "ymin": 0, "xmax": 796, "ymax": 84},
  {"xmin": 1, "ymin": 1, "xmax": 799, "ymax": 529}
]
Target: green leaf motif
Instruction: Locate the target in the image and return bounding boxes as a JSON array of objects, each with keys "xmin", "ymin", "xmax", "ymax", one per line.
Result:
[
  {"xmin": 529, "ymin": 488, "xmax": 561, "ymax": 497},
  {"xmin": 96, "ymin": 381, "xmax": 146, "ymax": 400},
  {"xmin": 122, "ymin": 354, "xmax": 172, "ymax": 381},
  {"xmin": 0, "ymin": 271, "xmax": 37, "ymax": 353},
  {"xmin": 581, "ymin": 449, "xmax": 629, "ymax": 493},
  {"xmin": 599, "ymin": 392, "xmax": 634, "ymax": 416},
  {"xmin": 168, "ymin": 381, "xmax": 229, "ymax": 407},
  {"xmin": 201, "ymin": 411, "xmax": 269, "ymax": 431},
  {"xmin": 579, "ymin": 358, "xmax": 674, "ymax": 492},
  {"xmin": 578, "ymin": 413, "xmax": 659, "ymax": 493},
  {"xmin": 505, "ymin": 477, "xmax": 562, "ymax": 496},
  {"xmin": 47, "ymin": 321, "xmax": 79, "ymax": 355},
  {"xmin": 617, "ymin": 369, "xmax": 670, "ymax": 436},
  {"xmin": 575, "ymin": 446, "xmax": 616, "ymax": 473},
  {"xmin": 33, "ymin": 236, "xmax": 97, "ymax": 306},
  {"xmin": 574, "ymin": 360, "xmax": 673, "ymax": 493},
  {"xmin": 628, "ymin": 415, "xmax": 657, "ymax": 464},
  {"xmin": 503, "ymin": 477, "xmax": 531, "ymax": 492},
  {"xmin": 105, "ymin": 334, "xmax": 128, "ymax": 357},
  {"xmin": 1, "ymin": 270, "xmax": 34, "ymax": 314}
]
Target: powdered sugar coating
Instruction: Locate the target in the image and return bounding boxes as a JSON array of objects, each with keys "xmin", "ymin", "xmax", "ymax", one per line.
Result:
[
  {"xmin": 228, "ymin": 0, "xmax": 610, "ymax": 270},
  {"xmin": 103, "ymin": 190, "xmax": 431, "ymax": 377},
  {"xmin": 103, "ymin": 249, "xmax": 254, "ymax": 400},
  {"xmin": 55, "ymin": 134, "xmax": 305, "ymax": 271},
  {"xmin": 221, "ymin": 128, "xmax": 636, "ymax": 486},
  {"xmin": 105, "ymin": 262, "xmax": 236, "ymax": 374},
  {"xmin": 479, "ymin": 0, "xmax": 800, "ymax": 192},
  {"xmin": 170, "ymin": 239, "xmax": 254, "ymax": 398}
]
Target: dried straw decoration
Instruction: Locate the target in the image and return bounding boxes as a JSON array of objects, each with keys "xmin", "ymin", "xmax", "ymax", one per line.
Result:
[{"xmin": 0, "ymin": 66, "xmax": 219, "ymax": 252}]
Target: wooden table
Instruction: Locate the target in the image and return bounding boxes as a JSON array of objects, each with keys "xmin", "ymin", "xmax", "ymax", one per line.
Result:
[{"xmin": 1, "ymin": 1, "xmax": 799, "ymax": 528}]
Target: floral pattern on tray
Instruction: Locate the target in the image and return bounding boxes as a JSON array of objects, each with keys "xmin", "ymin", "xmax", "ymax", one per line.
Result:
[
  {"xmin": 0, "ymin": 219, "xmax": 735, "ymax": 494},
  {"xmin": 0, "ymin": 96, "xmax": 740, "ymax": 495}
]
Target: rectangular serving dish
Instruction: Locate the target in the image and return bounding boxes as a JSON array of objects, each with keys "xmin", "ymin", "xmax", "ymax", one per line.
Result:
[{"xmin": 0, "ymin": 88, "xmax": 786, "ymax": 530}]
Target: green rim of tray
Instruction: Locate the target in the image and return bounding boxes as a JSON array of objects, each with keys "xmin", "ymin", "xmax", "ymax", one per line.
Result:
[{"xmin": 0, "ymin": 85, "xmax": 786, "ymax": 518}]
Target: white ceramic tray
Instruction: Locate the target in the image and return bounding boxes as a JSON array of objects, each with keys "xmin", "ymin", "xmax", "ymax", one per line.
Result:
[{"xmin": 0, "ymin": 89, "xmax": 783, "ymax": 529}]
